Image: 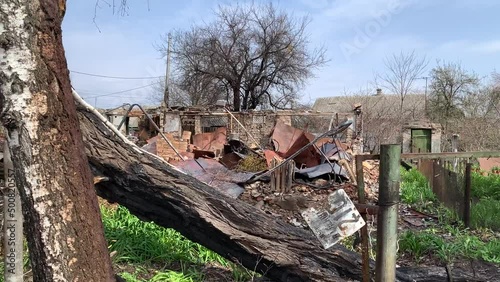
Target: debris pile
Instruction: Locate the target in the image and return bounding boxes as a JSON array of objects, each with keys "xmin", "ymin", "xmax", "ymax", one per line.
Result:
[
  {"xmin": 139, "ymin": 117, "xmax": 376, "ymax": 228},
  {"xmin": 361, "ymin": 160, "xmax": 380, "ymax": 200}
]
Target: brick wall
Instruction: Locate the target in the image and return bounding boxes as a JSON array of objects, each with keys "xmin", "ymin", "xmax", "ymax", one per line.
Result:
[
  {"xmin": 156, "ymin": 132, "xmax": 189, "ymax": 161},
  {"xmin": 227, "ymin": 112, "xmax": 291, "ymax": 148}
]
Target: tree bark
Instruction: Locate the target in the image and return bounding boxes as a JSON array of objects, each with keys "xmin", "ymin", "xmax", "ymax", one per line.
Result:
[
  {"xmin": 233, "ymin": 83, "xmax": 241, "ymax": 111},
  {"xmin": 0, "ymin": 1, "xmax": 115, "ymax": 281}
]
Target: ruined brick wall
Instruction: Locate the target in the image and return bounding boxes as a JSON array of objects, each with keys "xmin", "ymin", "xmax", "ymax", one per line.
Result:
[
  {"xmin": 227, "ymin": 112, "xmax": 291, "ymax": 147},
  {"xmin": 156, "ymin": 133, "xmax": 189, "ymax": 161}
]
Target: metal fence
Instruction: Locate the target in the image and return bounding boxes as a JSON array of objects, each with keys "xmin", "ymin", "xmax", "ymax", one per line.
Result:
[{"xmin": 417, "ymin": 158, "xmax": 468, "ymax": 219}]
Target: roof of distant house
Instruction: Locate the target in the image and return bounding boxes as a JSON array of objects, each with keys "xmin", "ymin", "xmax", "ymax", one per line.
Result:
[{"xmin": 312, "ymin": 92, "xmax": 426, "ymax": 115}]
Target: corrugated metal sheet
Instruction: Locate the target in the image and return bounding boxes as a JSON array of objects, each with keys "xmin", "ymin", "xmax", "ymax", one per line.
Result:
[
  {"xmin": 270, "ymin": 121, "xmax": 321, "ymax": 168},
  {"xmin": 170, "ymin": 158, "xmax": 251, "ymax": 198},
  {"xmin": 192, "ymin": 127, "xmax": 227, "ymax": 151}
]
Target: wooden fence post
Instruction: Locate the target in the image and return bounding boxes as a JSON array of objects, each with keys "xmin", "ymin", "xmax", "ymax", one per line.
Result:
[
  {"xmin": 375, "ymin": 144, "xmax": 401, "ymax": 282},
  {"xmin": 464, "ymin": 162, "xmax": 472, "ymax": 228}
]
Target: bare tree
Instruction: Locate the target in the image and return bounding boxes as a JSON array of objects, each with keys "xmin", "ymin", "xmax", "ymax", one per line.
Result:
[
  {"xmin": 448, "ymin": 72, "xmax": 500, "ymax": 151},
  {"xmin": 164, "ymin": 2, "xmax": 326, "ymax": 111},
  {"xmin": 378, "ymin": 51, "xmax": 428, "ymax": 114},
  {"xmin": 149, "ymin": 74, "xmax": 227, "ymax": 107},
  {"xmin": 428, "ymin": 61, "xmax": 480, "ymax": 124}
]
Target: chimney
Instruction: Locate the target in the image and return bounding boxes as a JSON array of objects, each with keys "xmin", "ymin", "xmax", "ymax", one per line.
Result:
[{"xmin": 376, "ymin": 88, "xmax": 383, "ymax": 95}]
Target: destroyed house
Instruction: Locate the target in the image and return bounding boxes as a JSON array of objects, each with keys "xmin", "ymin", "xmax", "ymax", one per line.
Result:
[{"xmin": 104, "ymin": 105, "xmax": 162, "ymax": 139}]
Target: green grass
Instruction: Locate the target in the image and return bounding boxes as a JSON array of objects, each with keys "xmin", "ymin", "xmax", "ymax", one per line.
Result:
[
  {"xmin": 398, "ymin": 167, "xmax": 500, "ymax": 266},
  {"xmin": 470, "ymin": 198, "xmax": 500, "ymax": 230},
  {"xmin": 399, "ymin": 229, "xmax": 500, "ymax": 264},
  {"xmin": 0, "ymin": 206, "xmax": 254, "ymax": 282},
  {"xmin": 470, "ymin": 169, "xmax": 500, "ymax": 230},
  {"xmin": 400, "ymin": 168, "xmax": 437, "ymax": 205},
  {"xmin": 400, "ymin": 167, "xmax": 500, "ymax": 231},
  {"xmin": 101, "ymin": 205, "xmax": 254, "ymax": 282},
  {"xmin": 471, "ymin": 172, "xmax": 500, "ymax": 200}
]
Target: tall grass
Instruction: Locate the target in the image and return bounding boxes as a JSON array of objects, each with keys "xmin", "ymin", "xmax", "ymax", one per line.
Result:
[
  {"xmin": 470, "ymin": 170, "xmax": 500, "ymax": 230},
  {"xmin": 471, "ymin": 198, "xmax": 500, "ymax": 230},
  {"xmin": 101, "ymin": 205, "xmax": 253, "ymax": 282},
  {"xmin": 398, "ymin": 167, "xmax": 500, "ymax": 265},
  {"xmin": 399, "ymin": 229, "xmax": 500, "ymax": 264},
  {"xmin": 471, "ymin": 172, "xmax": 500, "ymax": 200},
  {"xmin": 400, "ymin": 168, "xmax": 436, "ymax": 205}
]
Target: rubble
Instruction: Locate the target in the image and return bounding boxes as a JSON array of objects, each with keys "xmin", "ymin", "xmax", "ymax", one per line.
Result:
[
  {"xmin": 136, "ymin": 114, "xmax": 375, "ymax": 230},
  {"xmin": 169, "ymin": 158, "xmax": 252, "ymax": 198}
]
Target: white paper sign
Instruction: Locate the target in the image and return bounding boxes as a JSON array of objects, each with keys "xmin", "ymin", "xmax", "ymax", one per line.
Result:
[{"xmin": 302, "ymin": 189, "xmax": 365, "ymax": 249}]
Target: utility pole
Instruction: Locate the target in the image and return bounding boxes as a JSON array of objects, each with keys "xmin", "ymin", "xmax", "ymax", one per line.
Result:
[
  {"xmin": 162, "ymin": 32, "xmax": 172, "ymax": 126},
  {"xmin": 420, "ymin": 76, "xmax": 429, "ymax": 113}
]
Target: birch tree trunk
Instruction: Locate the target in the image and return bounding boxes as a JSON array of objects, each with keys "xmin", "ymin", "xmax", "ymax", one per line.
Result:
[{"xmin": 0, "ymin": 1, "xmax": 115, "ymax": 281}]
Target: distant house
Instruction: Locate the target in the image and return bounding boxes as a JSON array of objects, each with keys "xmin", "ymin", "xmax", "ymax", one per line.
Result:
[
  {"xmin": 312, "ymin": 90, "xmax": 441, "ymax": 153},
  {"xmin": 312, "ymin": 89, "xmax": 425, "ymax": 118}
]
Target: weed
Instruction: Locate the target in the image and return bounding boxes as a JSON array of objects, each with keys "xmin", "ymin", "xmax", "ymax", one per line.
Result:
[
  {"xmin": 471, "ymin": 172, "xmax": 500, "ymax": 200},
  {"xmin": 398, "ymin": 230, "xmax": 454, "ymax": 263},
  {"xmin": 399, "ymin": 229, "xmax": 500, "ymax": 265}
]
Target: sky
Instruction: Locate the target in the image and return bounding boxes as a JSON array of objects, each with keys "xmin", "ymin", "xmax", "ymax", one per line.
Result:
[{"xmin": 62, "ymin": 0, "xmax": 500, "ymax": 109}]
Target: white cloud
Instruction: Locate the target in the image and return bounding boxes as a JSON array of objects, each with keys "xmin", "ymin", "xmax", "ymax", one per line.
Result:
[
  {"xmin": 436, "ymin": 40, "xmax": 500, "ymax": 54},
  {"xmin": 323, "ymin": 0, "xmax": 414, "ymax": 25},
  {"xmin": 470, "ymin": 40, "xmax": 500, "ymax": 54}
]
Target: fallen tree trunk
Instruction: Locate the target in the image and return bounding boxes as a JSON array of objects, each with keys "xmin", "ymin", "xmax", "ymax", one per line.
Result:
[
  {"xmin": 79, "ymin": 109, "xmax": 363, "ymax": 282},
  {"xmin": 77, "ymin": 108, "xmax": 492, "ymax": 282}
]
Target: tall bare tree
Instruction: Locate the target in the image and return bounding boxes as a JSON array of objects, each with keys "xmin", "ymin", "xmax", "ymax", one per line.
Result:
[
  {"xmin": 0, "ymin": 1, "xmax": 116, "ymax": 280},
  {"xmin": 164, "ymin": 3, "xmax": 326, "ymax": 111},
  {"xmin": 378, "ymin": 51, "xmax": 428, "ymax": 114},
  {"xmin": 449, "ymin": 72, "xmax": 500, "ymax": 151},
  {"xmin": 149, "ymin": 75, "xmax": 228, "ymax": 107},
  {"xmin": 428, "ymin": 61, "xmax": 480, "ymax": 123}
]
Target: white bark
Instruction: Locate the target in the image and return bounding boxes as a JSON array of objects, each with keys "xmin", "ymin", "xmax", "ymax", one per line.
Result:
[{"xmin": 1, "ymin": 1, "xmax": 72, "ymax": 280}]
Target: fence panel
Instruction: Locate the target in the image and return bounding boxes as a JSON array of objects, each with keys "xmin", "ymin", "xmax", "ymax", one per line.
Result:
[{"xmin": 418, "ymin": 158, "xmax": 468, "ymax": 219}]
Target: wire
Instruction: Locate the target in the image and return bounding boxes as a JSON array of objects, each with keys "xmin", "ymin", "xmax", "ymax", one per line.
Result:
[
  {"xmin": 70, "ymin": 70, "xmax": 164, "ymax": 80},
  {"xmin": 81, "ymin": 82, "xmax": 160, "ymax": 99}
]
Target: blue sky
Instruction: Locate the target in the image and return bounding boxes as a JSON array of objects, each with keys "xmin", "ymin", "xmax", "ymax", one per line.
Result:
[{"xmin": 62, "ymin": 0, "xmax": 500, "ymax": 108}]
